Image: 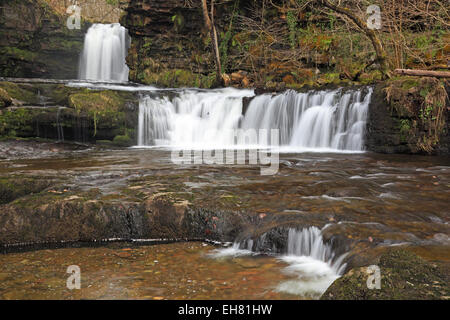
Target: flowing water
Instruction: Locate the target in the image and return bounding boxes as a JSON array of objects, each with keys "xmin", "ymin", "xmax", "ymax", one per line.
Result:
[
  {"xmin": 78, "ymin": 24, "xmax": 130, "ymax": 82},
  {"xmin": 275, "ymin": 227, "xmax": 347, "ymax": 297},
  {"xmin": 210, "ymin": 226, "xmax": 348, "ymax": 298},
  {"xmin": 0, "ymin": 242, "xmax": 295, "ymax": 300},
  {"xmin": 1, "ymin": 14, "xmax": 448, "ymax": 299},
  {"xmin": 0, "ymin": 144, "xmax": 448, "ymax": 299},
  {"xmin": 137, "ymin": 87, "xmax": 372, "ymax": 152},
  {"xmin": 0, "ymin": 80, "xmax": 448, "ymax": 299}
]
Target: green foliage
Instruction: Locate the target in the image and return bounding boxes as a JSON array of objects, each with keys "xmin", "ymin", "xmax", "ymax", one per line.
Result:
[
  {"xmin": 220, "ymin": 29, "xmax": 233, "ymax": 73},
  {"xmin": 399, "ymin": 119, "xmax": 411, "ymax": 142},
  {"xmin": 0, "ymin": 82, "xmax": 38, "ymax": 104},
  {"xmin": 106, "ymin": 0, "xmax": 119, "ymax": 6},
  {"xmin": 415, "ymin": 35, "xmax": 433, "ymax": 50},
  {"xmin": 171, "ymin": 13, "xmax": 185, "ymax": 31}
]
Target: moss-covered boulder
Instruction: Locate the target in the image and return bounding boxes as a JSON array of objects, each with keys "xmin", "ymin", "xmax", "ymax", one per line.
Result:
[
  {"xmin": 0, "ymin": 82, "xmax": 40, "ymax": 105},
  {"xmin": 112, "ymin": 134, "xmax": 133, "ymax": 147},
  {"xmin": 322, "ymin": 249, "xmax": 450, "ymax": 300},
  {"xmin": 68, "ymin": 89, "xmax": 137, "ymax": 141}
]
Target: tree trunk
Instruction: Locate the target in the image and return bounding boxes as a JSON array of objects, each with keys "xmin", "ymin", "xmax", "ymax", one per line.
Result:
[
  {"xmin": 318, "ymin": 0, "xmax": 391, "ymax": 80},
  {"xmin": 394, "ymin": 69, "xmax": 450, "ymax": 78},
  {"xmin": 201, "ymin": 0, "xmax": 223, "ymax": 86}
]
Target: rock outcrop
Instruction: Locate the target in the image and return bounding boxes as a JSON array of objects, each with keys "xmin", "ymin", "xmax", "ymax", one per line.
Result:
[
  {"xmin": 0, "ymin": 81, "xmax": 138, "ymax": 144},
  {"xmin": 0, "ymin": 0, "xmax": 90, "ymax": 79},
  {"xmin": 121, "ymin": 0, "xmax": 218, "ymax": 87},
  {"xmin": 366, "ymin": 78, "xmax": 449, "ymax": 155},
  {"xmin": 322, "ymin": 249, "xmax": 450, "ymax": 300}
]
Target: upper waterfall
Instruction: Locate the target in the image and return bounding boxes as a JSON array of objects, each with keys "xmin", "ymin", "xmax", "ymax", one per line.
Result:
[
  {"xmin": 79, "ymin": 23, "xmax": 130, "ymax": 82},
  {"xmin": 137, "ymin": 87, "xmax": 373, "ymax": 152}
]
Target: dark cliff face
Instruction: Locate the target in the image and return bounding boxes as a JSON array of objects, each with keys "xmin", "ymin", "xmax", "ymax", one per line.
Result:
[
  {"xmin": 121, "ymin": 0, "xmax": 251, "ymax": 88},
  {"xmin": 121, "ymin": 0, "xmax": 211, "ymax": 86},
  {"xmin": 366, "ymin": 79, "xmax": 449, "ymax": 155},
  {"xmin": 0, "ymin": 0, "xmax": 88, "ymax": 79}
]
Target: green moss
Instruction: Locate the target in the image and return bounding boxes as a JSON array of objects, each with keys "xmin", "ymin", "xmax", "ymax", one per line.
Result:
[
  {"xmin": 0, "ymin": 108, "xmax": 34, "ymax": 137},
  {"xmin": 69, "ymin": 90, "xmax": 128, "ymax": 136},
  {"xmin": 69, "ymin": 90, "xmax": 124, "ymax": 112},
  {"xmin": 1, "ymin": 47, "xmax": 37, "ymax": 62},
  {"xmin": 0, "ymin": 88, "xmax": 12, "ymax": 108},
  {"xmin": 112, "ymin": 134, "xmax": 132, "ymax": 147},
  {"xmin": 384, "ymin": 77, "xmax": 447, "ymax": 153},
  {"xmin": 0, "ymin": 177, "xmax": 54, "ymax": 205},
  {"xmin": 0, "ymin": 82, "xmax": 39, "ymax": 104},
  {"xmin": 322, "ymin": 248, "xmax": 450, "ymax": 300}
]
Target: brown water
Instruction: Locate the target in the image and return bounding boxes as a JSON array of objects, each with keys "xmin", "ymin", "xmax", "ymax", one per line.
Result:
[
  {"xmin": 0, "ymin": 242, "xmax": 297, "ymax": 300},
  {"xmin": 0, "ymin": 142, "xmax": 449, "ymax": 299}
]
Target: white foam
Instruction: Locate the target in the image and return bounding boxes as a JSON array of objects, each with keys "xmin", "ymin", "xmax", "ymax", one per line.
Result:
[{"xmin": 137, "ymin": 88, "xmax": 373, "ymax": 153}]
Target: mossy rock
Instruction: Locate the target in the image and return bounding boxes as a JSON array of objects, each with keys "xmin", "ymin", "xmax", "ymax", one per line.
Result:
[
  {"xmin": 383, "ymin": 77, "xmax": 448, "ymax": 154},
  {"xmin": 68, "ymin": 90, "xmax": 128, "ymax": 136},
  {"xmin": 68, "ymin": 90, "xmax": 124, "ymax": 113},
  {"xmin": 0, "ymin": 177, "xmax": 55, "ymax": 205},
  {"xmin": 0, "ymin": 82, "xmax": 39, "ymax": 105},
  {"xmin": 0, "ymin": 108, "xmax": 34, "ymax": 137},
  {"xmin": 0, "ymin": 88, "xmax": 12, "ymax": 108},
  {"xmin": 322, "ymin": 249, "xmax": 450, "ymax": 300},
  {"xmin": 112, "ymin": 134, "xmax": 133, "ymax": 147}
]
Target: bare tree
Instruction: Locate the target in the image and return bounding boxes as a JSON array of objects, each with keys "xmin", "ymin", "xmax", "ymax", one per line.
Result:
[
  {"xmin": 316, "ymin": 0, "xmax": 391, "ymax": 79},
  {"xmin": 201, "ymin": 0, "xmax": 223, "ymax": 86}
]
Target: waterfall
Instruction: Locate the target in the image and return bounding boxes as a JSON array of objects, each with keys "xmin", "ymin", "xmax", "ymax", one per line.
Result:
[
  {"xmin": 209, "ymin": 226, "xmax": 347, "ymax": 298},
  {"xmin": 276, "ymin": 227, "xmax": 347, "ymax": 298},
  {"xmin": 137, "ymin": 87, "xmax": 372, "ymax": 152},
  {"xmin": 285, "ymin": 227, "xmax": 347, "ymax": 275},
  {"xmin": 79, "ymin": 23, "xmax": 130, "ymax": 82},
  {"xmin": 56, "ymin": 107, "xmax": 64, "ymax": 142},
  {"xmin": 138, "ymin": 88, "xmax": 254, "ymax": 148}
]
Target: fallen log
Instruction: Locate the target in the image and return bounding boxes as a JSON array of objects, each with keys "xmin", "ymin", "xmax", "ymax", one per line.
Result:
[{"xmin": 394, "ymin": 69, "xmax": 450, "ymax": 78}]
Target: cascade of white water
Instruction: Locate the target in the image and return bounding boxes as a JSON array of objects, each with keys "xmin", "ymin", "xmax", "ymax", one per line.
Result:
[
  {"xmin": 276, "ymin": 226, "xmax": 347, "ymax": 298},
  {"xmin": 137, "ymin": 87, "xmax": 373, "ymax": 152},
  {"xmin": 79, "ymin": 23, "xmax": 130, "ymax": 82},
  {"xmin": 209, "ymin": 226, "xmax": 347, "ymax": 298},
  {"xmin": 285, "ymin": 227, "xmax": 347, "ymax": 275},
  {"xmin": 138, "ymin": 89, "xmax": 254, "ymax": 148}
]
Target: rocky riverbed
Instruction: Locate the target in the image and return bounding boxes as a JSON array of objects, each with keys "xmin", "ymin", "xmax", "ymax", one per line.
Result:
[{"xmin": 0, "ymin": 139, "xmax": 448, "ymax": 299}]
